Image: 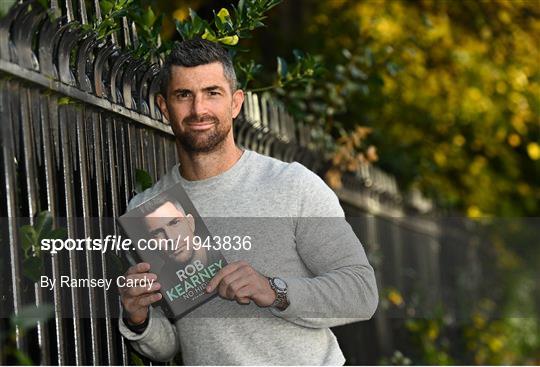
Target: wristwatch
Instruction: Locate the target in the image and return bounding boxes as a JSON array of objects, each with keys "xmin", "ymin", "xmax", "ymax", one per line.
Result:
[{"xmin": 268, "ymin": 277, "xmax": 289, "ymax": 310}]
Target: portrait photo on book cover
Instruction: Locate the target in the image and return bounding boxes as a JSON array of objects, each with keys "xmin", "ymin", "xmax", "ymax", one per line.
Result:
[
  {"xmin": 118, "ymin": 184, "xmax": 227, "ymax": 318},
  {"xmin": 139, "ymin": 196, "xmax": 209, "ymax": 272}
]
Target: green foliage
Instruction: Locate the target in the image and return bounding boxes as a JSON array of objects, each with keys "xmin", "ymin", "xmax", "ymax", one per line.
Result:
[
  {"xmin": 0, "ymin": 0, "xmax": 17, "ymax": 17},
  {"xmin": 134, "ymin": 168, "xmax": 153, "ymax": 193},
  {"xmin": 235, "ymin": 59, "xmax": 263, "ymax": 90},
  {"xmin": 10, "ymin": 304, "xmax": 55, "ymax": 332},
  {"xmin": 405, "ymin": 314, "xmax": 455, "ymax": 365},
  {"xmin": 379, "ymin": 350, "xmax": 412, "ymax": 365},
  {"xmin": 175, "ymin": 0, "xmax": 281, "ymax": 46},
  {"xmin": 82, "ymin": 0, "xmax": 136, "ymax": 40},
  {"xmin": 1, "ymin": 303, "xmax": 54, "ymax": 364},
  {"xmin": 19, "ymin": 211, "xmax": 67, "ymax": 283}
]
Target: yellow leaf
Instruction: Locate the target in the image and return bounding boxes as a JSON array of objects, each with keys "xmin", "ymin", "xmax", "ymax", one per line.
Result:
[
  {"xmin": 217, "ymin": 8, "xmax": 230, "ymax": 22},
  {"xmin": 366, "ymin": 145, "xmax": 378, "ymax": 162},
  {"xmin": 527, "ymin": 142, "xmax": 540, "ymax": 160},
  {"xmin": 488, "ymin": 336, "xmax": 504, "ymax": 352},
  {"xmin": 507, "ymin": 133, "xmax": 521, "ymax": 147},
  {"xmin": 201, "ymin": 29, "xmax": 217, "ymax": 42},
  {"xmin": 218, "ymin": 35, "xmax": 239, "ymax": 46},
  {"xmin": 467, "ymin": 206, "xmax": 482, "ymax": 218},
  {"xmin": 172, "ymin": 7, "xmax": 189, "ymax": 21},
  {"xmin": 325, "ymin": 168, "xmax": 343, "ymax": 189},
  {"xmin": 387, "ymin": 289, "xmax": 404, "ymax": 306}
]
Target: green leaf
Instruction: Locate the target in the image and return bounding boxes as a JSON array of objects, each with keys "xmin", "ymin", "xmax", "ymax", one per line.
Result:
[
  {"xmin": 135, "ymin": 169, "xmax": 153, "ymax": 193},
  {"xmin": 292, "ymin": 49, "xmax": 304, "ymax": 61},
  {"xmin": 189, "ymin": 8, "xmax": 199, "ymax": 22},
  {"xmin": 100, "ymin": 0, "xmax": 113, "ymax": 14},
  {"xmin": 22, "ymin": 257, "xmax": 43, "ymax": 283},
  {"xmin": 58, "ymin": 97, "xmax": 73, "ymax": 105},
  {"xmin": 19, "ymin": 225, "xmax": 37, "ymax": 255},
  {"xmin": 13, "ymin": 350, "xmax": 34, "ymax": 366},
  {"xmin": 238, "ymin": 0, "xmax": 246, "ymax": 17},
  {"xmin": 48, "ymin": 228, "xmax": 68, "ymax": 240},
  {"xmin": 35, "ymin": 211, "xmax": 53, "ymax": 241},
  {"xmin": 143, "ymin": 6, "xmax": 155, "ymax": 27},
  {"xmin": 11, "ymin": 304, "xmax": 54, "ymax": 331},
  {"xmin": 36, "ymin": 0, "xmax": 48, "ymax": 10},
  {"xmin": 131, "ymin": 352, "xmax": 144, "ymax": 366},
  {"xmin": 277, "ymin": 56, "xmax": 288, "ymax": 80}
]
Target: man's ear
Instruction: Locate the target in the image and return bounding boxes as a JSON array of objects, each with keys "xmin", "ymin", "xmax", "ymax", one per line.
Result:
[
  {"xmin": 231, "ymin": 89, "xmax": 244, "ymax": 119},
  {"xmin": 186, "ymin": 214, "xmax": 195, "ymax": 233},
  {"xmin": 156, "ymin": 94, "xmax": 170, "ymax": 122}
]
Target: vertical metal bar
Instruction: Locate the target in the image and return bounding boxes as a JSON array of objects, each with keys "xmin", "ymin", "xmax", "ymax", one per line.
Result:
[
  {"xmin": 45, "ymin": 94, "xmax": 66, "ymax": 366},
  {"xmin": 119, "ymin": 121, "xmax": 131, "ymax": 206},
  {"xmin": 106, "ymin": 118, "xmax": 128, "ymax": 365},
  {"xmin": 1, "ymin": 80, "xmax": 24, "ymax": 352},
  {"xmin": 26, "ymin": 87, "xmax": 51, "ymax": 365},
  {"xmin": 122, "ymin": 17, "xmax": 131, "ymax": 48},
  {"xmin": 78, "ymin": 0, "xmax": 88, "ymax": 25},
  {"xmin": 390, "ymin": 218, "xmax": 404, "ymax": 290},
  {"xmin": 365, "ymin": 214, "xmax": 393, "ymax": 354},
  {"xmin": 76, "ymin": 106, "xmax": 100, "ymax": 365},
  {"xmin": 65, "ymin": 0, "xmax": 75, "ymax": 23},
  {"xmin": 150, "ymin": 133, "xmax": 158, "ymax": 186},
  {"xmin": 50, "ymin": 0, "xmax": 62, "ymax": 18},
  {"xmin": 59, "ymin": 104, "xmax": 83, "ymax": 365},
  {"xmin": 130, "ymin": 21, "xmax": 139, "ymax": 48},
  {"xmin": 160, "ymin": 135, "xmax": 168, "ymax": 177},
  {"xmin": 138, "ymin": 127, "xmax": 146, "ymax": 170},
  {"xmin": 107, "ymin": 116, "xmax": 121, "ymax": 362},
  {"xmin": 92, "ymin": 112, "xmax": 115, "ymax": 365},
  {"xmin": 251, "ymin": 93, "xmax": 261, "ymax": 128},
  {"xmin": 156, "ymin": 34, "xmax": 163, "ymax": 66},
  {"xmin": 93, "ymin": 0, "xmax": 101, "ymax": 21},
  {"xmin": 115, "ymin": 118, "xmax": 131, "ymax": 366}
]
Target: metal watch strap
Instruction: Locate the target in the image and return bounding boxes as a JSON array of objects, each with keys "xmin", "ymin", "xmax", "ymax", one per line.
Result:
[{"xmin": 269, "ymin": 277, "xmax": 289, "ymax": 310}]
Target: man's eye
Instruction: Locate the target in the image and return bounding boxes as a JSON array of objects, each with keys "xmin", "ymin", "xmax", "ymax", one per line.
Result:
[
  {"xmin": 177, "ymin": 92, "xmax": 190, "ymax": 98},
  {"xmin": 208, "ymin": 91, "xmax": 220, "ymax": 96},
  {"xmin": 169, "ymin": 218, "xmax": 180, "ymax": 226}
]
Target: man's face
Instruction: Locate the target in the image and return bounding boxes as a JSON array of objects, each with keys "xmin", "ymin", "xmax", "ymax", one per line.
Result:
[
  {"xmin": 157, "ymin": 62, "xmax": 244, "ymax": 153},
  {"xmin": 143, "ymin": 202, "xmax": 196, "ymax": 264}
]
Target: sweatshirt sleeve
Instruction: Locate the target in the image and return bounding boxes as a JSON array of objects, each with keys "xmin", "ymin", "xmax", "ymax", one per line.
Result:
[
  {"xmin": 119, "ymin": 306, "xmax": 181, "ymax": 362},
  {"xmin": 270, "ymin": 163, "xmax": 379, "ymax": 328}
]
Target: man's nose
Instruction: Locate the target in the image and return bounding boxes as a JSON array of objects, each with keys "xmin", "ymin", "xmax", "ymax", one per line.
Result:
[
  {"xmin": 164, "ymin": 226, "xmax": 175, "ymax": 240},
  {"xmin": 191, "ymin": 94, "xmax": 207, "ymax": 116}
]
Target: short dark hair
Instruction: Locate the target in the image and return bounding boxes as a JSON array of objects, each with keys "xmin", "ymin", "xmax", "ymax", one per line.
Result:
[
  {"xmin": 159, "ymin": 38, "xmax": 237, "ymax": 97},
  {"xmin": 139, "ymin": 196, "xmax": 186, "ymax": 218}
]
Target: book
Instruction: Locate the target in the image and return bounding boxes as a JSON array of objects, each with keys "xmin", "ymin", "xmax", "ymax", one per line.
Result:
[{"xmin": 118, "ymin": 182, "xmax": 227, "ymax": 319}]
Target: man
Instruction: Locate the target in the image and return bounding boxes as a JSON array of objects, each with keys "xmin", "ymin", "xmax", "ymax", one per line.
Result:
[
  {"xmin": 118, "ymin": 38, "xmax": 378, "ymax": 365},
  {"xmin": 140, "ymin": 198, "xmax": 205, "ymax": 266}
]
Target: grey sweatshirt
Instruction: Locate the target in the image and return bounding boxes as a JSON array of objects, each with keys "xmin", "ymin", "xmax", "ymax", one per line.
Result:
[{"xmin": 119, "ymin": 149, "xmax": 378, "ymax": 365}]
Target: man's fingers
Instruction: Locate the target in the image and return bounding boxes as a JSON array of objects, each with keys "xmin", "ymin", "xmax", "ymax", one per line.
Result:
[
  {"xmin": 220, "ymin": 276, "xmax": 250, "ymax": 300},
  {"xmin": 122, "ymin": 272, "xmax": 158, "ymax": 283},
  {"xmin": 206, "ymin": 261, "xmax": 248, "ymax": 292},
  {"xmin": 138, "ymin": 292, "xmax": 163, "ymax": 307},
  {"xmin": 126, "ymin": 262, "xmax": 151, "ymax": 276},
  {"xmin": 125, "ymin": 282, "xmax": 161, "ymax": 298},
  {"xmin": 235, "ymin": 286, "xmax": 253, "ymax": 304}
]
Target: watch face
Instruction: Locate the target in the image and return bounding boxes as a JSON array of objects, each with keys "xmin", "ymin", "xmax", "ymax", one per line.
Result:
[{"xmin": 274, "ymin": 278, "xmax": 287, "ymax": 291}]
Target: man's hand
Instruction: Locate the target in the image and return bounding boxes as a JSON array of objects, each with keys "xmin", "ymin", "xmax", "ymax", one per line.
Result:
[
  {"xmin": 119, "ymin": 262, "xmax": 162, "ymax": 325},
  {"xmin": 205, "ymin": 261, "xmax": 276, "ymax": 307}
]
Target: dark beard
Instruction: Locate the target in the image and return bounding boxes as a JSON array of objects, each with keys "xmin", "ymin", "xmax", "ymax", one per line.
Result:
[{"xmin": 177, "ymin": 114, "xmax": 230, "ymax": 153}]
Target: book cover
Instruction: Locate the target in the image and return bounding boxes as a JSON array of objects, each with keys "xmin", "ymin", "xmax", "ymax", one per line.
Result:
[{"xmin": 118, "ymin": 182, "xmax": 227, "ymax": 319}]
